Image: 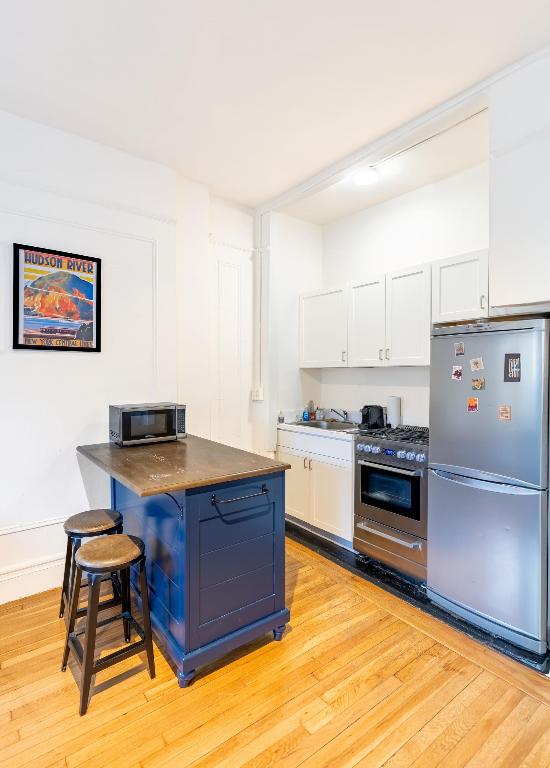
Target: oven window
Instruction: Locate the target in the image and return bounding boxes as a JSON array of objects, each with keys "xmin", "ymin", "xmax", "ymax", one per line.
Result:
[{"xmin": 360, "ymin": 465, "xmax": 420, "ymax": 520}]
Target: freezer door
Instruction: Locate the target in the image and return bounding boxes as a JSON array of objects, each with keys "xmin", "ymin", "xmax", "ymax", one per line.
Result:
[
  {"xmin": 430, "ymin": 324, "xmax": 549, "ymax": 487},
  {"xmin": 428, "ymin": 468, "xmax": 547, "ymax": 649}
]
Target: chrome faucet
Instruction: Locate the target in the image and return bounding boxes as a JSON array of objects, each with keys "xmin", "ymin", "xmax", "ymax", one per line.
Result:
[{"xmin": 330, "ymin": 408, "xmax": 348, "ymax": 422}]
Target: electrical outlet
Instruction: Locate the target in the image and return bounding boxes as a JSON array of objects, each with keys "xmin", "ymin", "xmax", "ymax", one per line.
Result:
[{"xmin": 251, "ymin": 386, "xmax": 264, "ymax": 401}]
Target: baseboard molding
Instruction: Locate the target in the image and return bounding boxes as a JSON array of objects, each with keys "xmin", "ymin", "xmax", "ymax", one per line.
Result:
[
  {"xmin": 0, "ymin": 553, "xmax": 64, "ymax": 605},
  {"xmin": 0, "ymin": 516, "xmax": 66, "ymax": 537}
]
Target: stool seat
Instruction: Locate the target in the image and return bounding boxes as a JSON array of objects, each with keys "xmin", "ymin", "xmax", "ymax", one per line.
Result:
[
  {"xmin": 75, "ymin": 534, "xmax": 144, "ymax": 573},
  {"xmin": 63, "ymin": 509, "xmax": 122, "ymax": 536}
]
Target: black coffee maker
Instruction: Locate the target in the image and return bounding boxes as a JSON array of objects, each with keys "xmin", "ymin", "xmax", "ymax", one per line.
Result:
[{"xmin": 360, "ymin": 404, "xmax": 385, "ymax": 430}]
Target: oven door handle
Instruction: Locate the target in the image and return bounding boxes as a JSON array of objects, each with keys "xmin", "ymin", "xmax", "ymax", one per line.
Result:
[
  {"xmin": 357, "ymin": 459, "xmax": 423, "ymax": 477},
  {"xmin": 356, "ymin": 521, "xmax": 422, "ymax": 550}
]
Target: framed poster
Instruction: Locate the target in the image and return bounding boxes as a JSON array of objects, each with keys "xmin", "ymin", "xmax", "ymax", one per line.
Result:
[{"xmin": 13, "ymin": 243, "xmax": 101, "ymax": 352}]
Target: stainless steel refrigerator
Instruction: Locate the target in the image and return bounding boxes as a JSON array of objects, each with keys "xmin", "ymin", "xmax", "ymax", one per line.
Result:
[{"xmin": 428, "ymin": 318, "xmax": 549, "ymax": 654}]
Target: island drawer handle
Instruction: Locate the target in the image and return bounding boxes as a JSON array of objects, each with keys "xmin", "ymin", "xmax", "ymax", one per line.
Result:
[{"xmin": 211, "ymin": 484, "xmax": 269, "ymax": 506}]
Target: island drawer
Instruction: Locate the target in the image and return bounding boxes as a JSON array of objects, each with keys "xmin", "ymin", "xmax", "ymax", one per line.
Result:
[{"xmin": 199, "ymin": 500, "xmax": 274, "ymax": 554}]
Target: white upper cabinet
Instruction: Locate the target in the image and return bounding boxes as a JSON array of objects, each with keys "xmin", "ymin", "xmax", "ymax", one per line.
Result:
[
  {"xmin": 489, "ymin": 55, "xmax": 550, "ymax": 313},
  {"xmin": 299, "ymin": 287, "xmax": 348, "ymax": 368},
  {"xmin": 348, "ymin": 276, "xmax": 386, "ymax": 367},
  {"xmin": 385, "ymin": 264, "xmax": 431, "ymax": 366},
  {"xmin": 432, "ymin": 249, "xmax": 489, "ymax": 323}
]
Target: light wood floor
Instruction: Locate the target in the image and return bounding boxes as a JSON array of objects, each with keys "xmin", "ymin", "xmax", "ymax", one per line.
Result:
[{"xmin": 3, "ymin": 539, "xmax": 550, "ymax": 768}]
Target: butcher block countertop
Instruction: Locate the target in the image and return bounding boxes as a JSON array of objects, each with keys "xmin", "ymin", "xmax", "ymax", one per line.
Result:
[{"xmin": 77, "ymin": 435, "xmax": 290, "ymax": 497}]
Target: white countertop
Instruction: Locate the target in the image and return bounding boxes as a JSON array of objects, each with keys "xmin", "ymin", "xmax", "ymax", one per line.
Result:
[{"xmin": 277, "ymin": 422, "xmax": 357, "ymax": 441}]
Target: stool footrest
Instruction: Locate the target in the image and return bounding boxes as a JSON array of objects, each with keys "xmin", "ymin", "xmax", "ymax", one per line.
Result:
[
  {"xmin": 75, "ymin": 594, "xmax": 121, "ymax": 619},
  {"xmin": 93, "ymin": 640, "xmax": 147, "ymax": 673},
  {"xmin": 68, "ymin": 614, "xmax": 145, "ymax": 665}
]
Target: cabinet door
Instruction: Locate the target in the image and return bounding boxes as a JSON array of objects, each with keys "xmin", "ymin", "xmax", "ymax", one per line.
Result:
[
  {"xmin": 276, "ymin": 449, "xmax": 311, "ymax": 523},
  {"xmin": 385, "ymin": 265, "xmax": 431, "ymax": 366},
  {"xmin": 348, "ymin": 276, "xmax": 386, "ymax": 366},
  {"xmin": 432, "ymin": 250, "xmax": 489, "ymax": 323},
  {"xmin": 310, "ymin": 455, "xmax": 353, "ymax": 541},
  {"xmin": 490, "ymin": 137, "xmax": 550, "ymax": 312},
  {"xmin": 300, "ymin": 288, "xmax": 348, "ymax": 367}
]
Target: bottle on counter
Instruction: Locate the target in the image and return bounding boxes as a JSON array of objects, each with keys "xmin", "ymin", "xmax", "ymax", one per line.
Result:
[
  {"xmin": 308, "ymin": 400, "xmax": 315, "ymax": 420},
  {"xmin": 302, "ymin": 409, "xmax": 310, "ymax": 422},
  {"xmin": 277, "ymin": 411, "xmax": 285, "ymax": 424}
]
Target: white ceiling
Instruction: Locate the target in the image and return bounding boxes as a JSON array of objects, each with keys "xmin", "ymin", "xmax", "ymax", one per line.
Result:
[
  {"xmin": 0, "ymin": 2, "xmax": 549, "ymax": 208},
  {"xmin": 280, "ymin": 110, "xmax": 489, "ymax": 224}
]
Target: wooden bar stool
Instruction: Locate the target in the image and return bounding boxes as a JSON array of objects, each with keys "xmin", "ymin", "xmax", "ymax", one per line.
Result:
[
  {"xmin": 61, "ymin": 534, "xmax": 156, "ymax": 715},
  {"xmin": 59, "ymin": 509, "xmax": 123, "ymax": 622}
]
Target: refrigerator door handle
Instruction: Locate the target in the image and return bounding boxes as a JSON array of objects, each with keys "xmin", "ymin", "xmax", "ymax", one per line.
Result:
[{"xmin": 430, "ymin": 468, "xmax": 541, "ymax": 495}]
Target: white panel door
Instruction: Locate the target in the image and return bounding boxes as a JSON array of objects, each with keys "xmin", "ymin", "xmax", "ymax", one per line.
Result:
[
  {"xmin": 432, "ymin": 250, "xmax": 489, "ymax": 323},
  {"xmin": 348, "ymin": 276, "xmax": 386, "ymax": 367},
  {"xmin": 300, "ymin": 287, "xmax": 348, "ymax": 367},
  {"xmin": 209, "ymin": 244, "xmax": 253, "ymax": 450},
  {"xmin": 385, "ymin": 264, "xmax": 431, "ymax": 366},
  {"xmin": 277, "ymin": 449, "xmax": 311, "ymax": 523},
  {"xmin": 310, "ymin": 455, "xmax": 353, "ymax": 541}
]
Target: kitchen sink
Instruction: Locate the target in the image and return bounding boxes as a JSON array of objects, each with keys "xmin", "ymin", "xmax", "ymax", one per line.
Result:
[{"xmin": 293, "ymin": 420, "xmax": 356, "ymax": 430}]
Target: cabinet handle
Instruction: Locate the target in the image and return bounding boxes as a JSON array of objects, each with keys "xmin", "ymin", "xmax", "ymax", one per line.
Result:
[
  {"xmin": 480, "ymin": 294, "xmax": 486, "ymax": 310},
  {"xmin": 341, "ymin": 350, "xmax": 346, "ymax": 363},
  {"xmin": 385, "ymin": 348, "xmax": 390, "ymax": 360},
  {"xmin": 211, "ymin": 484, "xmax": 268, "ymax": 506},
  {"xmin": 308, "ymin": 458, "xmax": 312, "ymax": 470},
  {"xmin": 303, "ymin": 457, "xmax": 308, "ymax": 469},
  {"xmin": 378, "ymin": 348, "xmax": 383, "ymax": 361}
]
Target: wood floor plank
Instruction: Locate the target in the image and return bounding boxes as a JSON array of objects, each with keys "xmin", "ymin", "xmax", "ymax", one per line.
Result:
[
  {"xmin": 382, "ymin": 670, "xmax": 495, "ymax": 768},
  {"xmin": 1, "ymin": 537, "xmax": 550, "ymax": 768}
]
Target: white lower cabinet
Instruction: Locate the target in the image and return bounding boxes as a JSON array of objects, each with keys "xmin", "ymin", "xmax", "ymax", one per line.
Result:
[
  {"xmin": 310, "ymin": 455, "xmax": 353, "ymax": 540},
  {"xmin": 277, "ymin": 435, "xmax": 353, "ymax": 542},
  {"xmin": 278, "ymin": 448, "xmax": 311, "ymax": 524}
]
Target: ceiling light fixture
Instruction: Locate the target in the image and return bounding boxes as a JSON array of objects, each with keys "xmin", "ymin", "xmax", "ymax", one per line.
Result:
[{"xmin": 352, "ymin": 167, "xmax": 379, "ymax": 186}]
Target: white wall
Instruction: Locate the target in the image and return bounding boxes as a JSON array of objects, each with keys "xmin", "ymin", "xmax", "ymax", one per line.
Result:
[
  {"xmin": 0, "ymin": 111, "xmax": 178, "ymax": 603},
  {"xmin": 323, "ymin": 163, "xmax": 489, "ymax": 283},
  {"xmin": 320, "ymin": 163, "xmax": 489, "ymax": 425},
  {"xmin": 264, "ymin": 212, "xmax": 324, "ymax": 449}
]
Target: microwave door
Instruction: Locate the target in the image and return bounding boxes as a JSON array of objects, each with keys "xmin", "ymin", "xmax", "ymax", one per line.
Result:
[{"xmin": 122, "ymin": 408, "xmax": 176, "ymax": 444}]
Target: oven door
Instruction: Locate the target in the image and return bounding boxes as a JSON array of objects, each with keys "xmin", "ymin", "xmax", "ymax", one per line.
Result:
[
  {"xmin": 355, "ymin": 459, "xmax": 426, "ymax": 538},
  {"xmin": 121, "ymin": 407, "xmax": 177, "ymax": 445}
]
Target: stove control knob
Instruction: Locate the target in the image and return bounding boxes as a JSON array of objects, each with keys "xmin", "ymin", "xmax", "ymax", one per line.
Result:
[
  {"xmin": 363, "ymin": 444, "xmax": 372, "ymax": 453},
  {"xmin": 397, "ymin": 450, "xmax": 406, "ymax": 459},
  {"xmin": 415, "ymin": 453, "xmax": 426, "ymax": 462},
  {"xmin": 371, "ymin": 446, "xmax": 381, "ymax": 455},
  {"xmin": 405, "ymin": 451, "xmax": 416, "ymax": 461}
]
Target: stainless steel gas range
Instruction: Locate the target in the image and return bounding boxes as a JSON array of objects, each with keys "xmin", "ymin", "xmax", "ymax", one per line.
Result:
[{"xmin": 353, "ymin": 426, "xmax": 429, "ymax": 582}]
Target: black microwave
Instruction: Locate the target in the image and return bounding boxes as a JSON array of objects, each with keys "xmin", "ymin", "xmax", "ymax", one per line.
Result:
[{"xmin": 109, "ymin": 403, "xmax": 186, "ymax": 447}]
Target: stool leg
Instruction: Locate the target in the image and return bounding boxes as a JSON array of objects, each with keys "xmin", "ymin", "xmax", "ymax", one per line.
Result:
[
  {"xmin": 120, "ymin": 567, "xmax": 131, "ymax": 643},
  {"xmin": 110, "ymin": 524, "xmax": 124, "ymax": 601},
  {"xmin": 67, "ymin": 537, "xmax": 82, "ymax": 616},
  {"xmin": 61, "ymin": 566, "xmax": 82, "ymax": 671},
  {"xmin": 80, "ymin": 573, "xmax": 101, "ymax": 716},
  {"xmin": 139, "ymin": 559, "xmax": 155, "ymax": 679},
  {"xmin": 59, "ymin": 536, "xmax": 72, "ymax": 618}
]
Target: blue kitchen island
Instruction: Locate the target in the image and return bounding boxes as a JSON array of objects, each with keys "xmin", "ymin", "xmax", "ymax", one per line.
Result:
[{"xmin": 77, "ymin": 435, "xmax": 290, "ymax": 687}]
